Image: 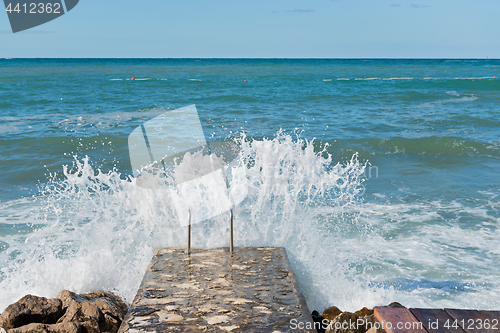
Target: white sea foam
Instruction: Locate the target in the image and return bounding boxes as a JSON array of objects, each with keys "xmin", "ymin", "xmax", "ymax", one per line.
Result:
[
  {"xmin": 450, "ymin": 96, "xmax": 478, "ymax": 102},
  {"xmin": 418, "ymin": 94, "xmax": 478, "ymax": 108},
  {"xmin": 0, "ymin": 124, "xmax": 19, "ymax": 134},
  {"xmin": 0, "ymin": 133, "xmax": 367, "ymax": 312},
  {"xmin": 2, "ymin": 109, "xmax": 170, "ymax": 133},
  {"xmin": 382, "ymin": 77, "xmax": 414, "ymax": 80},
  {"xmin": 454, "ymin": 77, "xmax": 496, "ymax": 80}
]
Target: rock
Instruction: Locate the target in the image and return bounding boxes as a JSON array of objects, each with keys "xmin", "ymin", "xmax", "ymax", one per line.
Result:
[
  {"xmin": 366, "ymin": 327, "xmax": 387, "ymax": 333},
  {"xmin": 91, "ymin": 298, "xmax": 126, "ymax": 332},
  {"xmin": 55, "ymin": 290, "xmax": 127, "ymax": 333},
  {"xmin": 79, "ymin": 321, "xmax": 100, "ymax": 333},
  {"xmin": 56, "ymin": 291, "xmax": 88, "ymax": 309},
  {"xmin": 322, "ymin": 306, "xmax": 342, "ymax": 322},
  {"xmin": 8, "ymin": 322, "xmax": 84, "ymax": 333},
  {"xmin": 354, "ymin": 307, "xmax": 373, "ymax": 317},
  {"xmin": 326, "ymin": 312, "xmax": 364, "ymax": 333},
  {"xmin": 0, "ymin": 291, "xmax": 128, "ymax": 333},
  {"xmin": 359, "ymin": 314, "xmax": 385, "ymax": 333},
  {"xmin": 388, "ymin": 302, "xmax": 405, "ymax": 308},
  {"xmin": 48, "ymin": 322, "xmax": 84, "ymax": 333},
  {"xmin": 8, "ymin": 323, "xmax": 49, "ymax": 333},
  {"xmin": 363, "ymin": 314, "xmax": 377, "ymax": 327},
  {"xmin": 0, "ymin": 295, "xmax": 63, "ymax": 330},
  {"xmin": 56, "ymin": 301, "xmax": 103, "ymax": 329},
  {"xmin": 312, "ymin": 310, "xmax": 327, "ymax": 333},
  {"xmin": 57, "ymin": 291, "xmax": 127, "ymax": 318}
]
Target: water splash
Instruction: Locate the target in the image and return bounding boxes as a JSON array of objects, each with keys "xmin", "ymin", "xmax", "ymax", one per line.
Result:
[
  {"xmin": 0, "ymin": 132, "xmax": 368, "ymax": 312},
  {"xmin": 2, "ymin": 131, "xmax": 500, "ymax": 313}
]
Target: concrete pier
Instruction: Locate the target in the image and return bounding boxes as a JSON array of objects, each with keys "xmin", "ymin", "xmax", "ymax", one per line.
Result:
[{"xmin": 118, "ymin": 247, "xmax": 315, "ymax": 333}]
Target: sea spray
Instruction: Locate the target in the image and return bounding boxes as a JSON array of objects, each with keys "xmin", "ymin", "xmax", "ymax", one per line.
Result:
[
  {"xmin": 0, "ymin": 132, "xmax": 369, "ymax": 312},
  {"xmin": 2, "ymin": 131, "xmax": 500, "ymax": 313}
]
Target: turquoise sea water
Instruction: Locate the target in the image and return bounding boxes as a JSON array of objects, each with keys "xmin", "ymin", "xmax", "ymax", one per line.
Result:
[{"xmin": 0, "ymin": 59, "xmax": 499, "ymax": 312}]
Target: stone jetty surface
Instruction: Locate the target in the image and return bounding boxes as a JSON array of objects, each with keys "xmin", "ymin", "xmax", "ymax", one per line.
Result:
[{"xmin": 118, "ymin": 247, "xmax": 315, "ymax": 333}]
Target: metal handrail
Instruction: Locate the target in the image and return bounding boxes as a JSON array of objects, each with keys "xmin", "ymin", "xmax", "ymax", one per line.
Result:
[
  {"xmin": 230, "ymin": 209, "xmax": 234, "ymax": 253},
  {"xmin": 187, "ymin": 209, "xmax": 191, "ymax": 255}
]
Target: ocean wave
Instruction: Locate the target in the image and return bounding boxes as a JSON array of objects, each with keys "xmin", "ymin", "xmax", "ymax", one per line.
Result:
[
  {"xmin": 0, "ymin": 131, "xmax": 499, "ymax": 313},
  {"xmin": 0, "ymin": 108, "xmax": 170, "ymax": 138},
  {"xmin": 0, "ymin": 132, "xmax": 367, "ymax": 312},
  {"xmin": 328, "ymin": 136, "xmax": 500, "ymax": 158},
  {"xmin": 417, "ymin": 94, "xmax": 478, "ymax": 108}
]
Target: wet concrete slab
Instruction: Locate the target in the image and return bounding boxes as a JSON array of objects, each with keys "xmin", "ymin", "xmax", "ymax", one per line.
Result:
[{"xmin": 118, "ymin": 247, "xmax": 315, "ymax": 333}]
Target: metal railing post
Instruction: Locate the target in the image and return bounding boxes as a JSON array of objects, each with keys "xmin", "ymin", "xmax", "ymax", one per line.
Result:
[
  {"xmin": 187, "ymin": 209, "xmax": 191, "ymax": 255},
  {"xmin": 229, "ymin": 209, "xmax": 234, "ymax": 253}
]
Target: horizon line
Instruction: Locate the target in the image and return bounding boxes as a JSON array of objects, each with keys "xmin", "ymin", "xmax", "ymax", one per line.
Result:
[{"xmin": 1, "ymin": 57, "xmax": 498, "ymax": 60}]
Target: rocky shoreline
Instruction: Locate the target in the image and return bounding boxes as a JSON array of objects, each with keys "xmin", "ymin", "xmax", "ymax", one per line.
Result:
[
  {"xmin": 310, "ymin": 302, "xmax": 404, "ymax": 333},
  {"xmin": 0, "ymin": 290, "xmax": 401, "ymax": 333},
  {"xmin": 0, "ymin": 291, "xmax": 128, "ymax": 333}
]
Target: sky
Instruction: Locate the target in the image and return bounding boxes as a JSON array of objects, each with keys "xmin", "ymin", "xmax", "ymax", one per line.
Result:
[{"xmin": 1, "ymin": 0, "xmax": 500, "ymax": 58}]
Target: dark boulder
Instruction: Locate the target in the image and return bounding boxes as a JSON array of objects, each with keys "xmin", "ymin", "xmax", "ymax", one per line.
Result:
[
  {"xmin": 0, "ymin": 291, "xmax": 128, "ymax": 333},
  {"xmin": 388, "ymin": 302, "xmax": 405, "ymax": 308},
  {"xmin": 0, "ymin": 295, "xmax": 63, "ymax": 330},
  {"xmin": 312, "ymin": 310, "xmax": 327, "ymax": 333}
]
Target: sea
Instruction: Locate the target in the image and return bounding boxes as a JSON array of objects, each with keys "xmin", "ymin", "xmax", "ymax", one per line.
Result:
[{"xmin": 0, "ymin": 59, "xmax": 499, "ymax": 313}]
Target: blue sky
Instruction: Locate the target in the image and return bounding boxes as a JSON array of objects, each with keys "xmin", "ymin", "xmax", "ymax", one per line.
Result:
[{"xmin": 1, "ymin": 0, "xmax": 499, "ymax": 58}]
